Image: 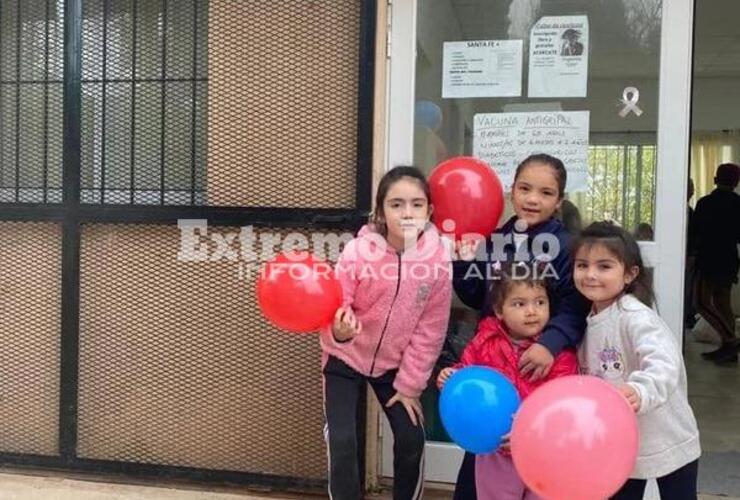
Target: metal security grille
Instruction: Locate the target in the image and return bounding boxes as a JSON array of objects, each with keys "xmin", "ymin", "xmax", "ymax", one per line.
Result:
[
  {"xmin": 78, "ymin": 0, "xmax": 366, "ymax": 208},
  {"xmin": 0, "ymin": 222, "xmax": 62, "ymax": 456},
  {"xmin": 78, "ymin": 224, "xmax": 331, "ymax": 478},
  {"xmin": 0, "ymin": 0, "xmax": 374, "ymax": 491},
  {"xmin": 80, "ymin": 0, "xmax": 208, "ymax": 205},
  {"xmin": 0, "ymin": 0, "xmax": 64, "ymax": 203},
  {"xmin": 570, "ymin": 144, "xmax": 657, "ymax": 234},
  {"xmin": 206, "ymin": 0, "xmax": 361, "ymax": 208}
]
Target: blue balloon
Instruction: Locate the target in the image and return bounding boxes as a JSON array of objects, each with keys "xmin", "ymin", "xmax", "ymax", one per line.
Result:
[
  {"xmin": 414, "ymin": 100, "xmax": 443, "ymax": 131},
  {"xmin": 439, "ymin": 366, "xmax": 521, "ymax": 454}
]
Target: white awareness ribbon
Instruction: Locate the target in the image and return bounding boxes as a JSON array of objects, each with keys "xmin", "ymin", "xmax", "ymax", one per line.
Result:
[{"xmin": 619, "ymin": 86, "xmax": 643, "ymax": 117}]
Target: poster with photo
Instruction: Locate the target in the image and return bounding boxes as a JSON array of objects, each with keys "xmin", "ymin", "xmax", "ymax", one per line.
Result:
[{"xmin": 528, "ymin": 16, "xmax": 589, "ymax": 98}]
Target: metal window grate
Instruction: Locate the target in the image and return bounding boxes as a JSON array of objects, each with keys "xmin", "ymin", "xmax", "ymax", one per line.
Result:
[
  {"xmin": 0, "ymin": 0, "xmax": 64, "ymax": 204},
  {"xmin": 0, "ymin": 0, "xmax": 373, "ymax": 489},
  {"xmin": 80, "ymin": 0, "xmax": 209, "ymax": 205},
  {"xmin": 570, "ymin": 144, "xmax": 657, "ymax": 232},
  {"xmin": 0, "ymin": 222, "xmax": 61, "ymax": 456},
  {"xmin": 78, "ymin": 224, "xmax": 332, "ymax": 478},
  {"xmin": 205, "ymin": 0, "xmax": 360, "ymax": 208},
  {"xmin": 78, "ymin": 0, "xmax": 363, "ymax": 208}
]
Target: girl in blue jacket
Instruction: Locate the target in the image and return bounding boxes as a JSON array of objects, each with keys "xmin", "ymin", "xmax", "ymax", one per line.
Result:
[{"xmin": 451, "ymin": 153, "xmax": 590, "ymax": 500}]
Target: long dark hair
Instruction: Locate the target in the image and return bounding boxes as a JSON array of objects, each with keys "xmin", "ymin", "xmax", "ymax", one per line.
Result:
[
  {"xmin": 572, "ymin": 221, "xmax": 655, "ymax": 307},
  {"xmin": 513, "ymin": 153, "xmax": 567, "ymax": 199},
  {"xmin": 371, "ymin": 166, "xmax": 431, "ymax": 237}
]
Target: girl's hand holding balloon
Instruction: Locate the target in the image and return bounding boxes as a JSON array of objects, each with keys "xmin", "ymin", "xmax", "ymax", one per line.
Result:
[
  {"xmin": 455, "ymin": 238, "xmax": 481, "ymax": 262},
  {"xmin": 618, "ymin": 384, "xmax": 641, "ymax": 412},
  {"xmin": 499, "ymin": 432, "xmax": 511, "ymax": 452},
  {"xmin": 332, "ymin": 307, "xmax": 362, "ymax": 342},
  {"xmin": 499, "ymin": 411, "xmax": 518, "ymax": 452},
  {"xmin": 436, "ymin": 367, "xmax": 458, "ymax": 389}
]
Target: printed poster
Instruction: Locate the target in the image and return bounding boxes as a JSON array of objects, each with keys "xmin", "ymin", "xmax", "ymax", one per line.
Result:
[
  {"xmin": 528, "ymin": 16, "xmax": 589, "ymax": 98},
  {"xmin": 442, "ymin": 40, "xmax": 523, "ymax": 98}
]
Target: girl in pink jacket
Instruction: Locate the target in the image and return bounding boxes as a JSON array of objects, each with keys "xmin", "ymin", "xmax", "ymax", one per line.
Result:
[{"xmin": 321, "ymin": 166, "xmax": 452, "ymax": 500}]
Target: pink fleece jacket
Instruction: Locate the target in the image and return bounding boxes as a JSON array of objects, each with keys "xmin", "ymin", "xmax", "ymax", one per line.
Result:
[{"xmin": 320, "ymin": 224, "xmax": 453, "ymax": 398}]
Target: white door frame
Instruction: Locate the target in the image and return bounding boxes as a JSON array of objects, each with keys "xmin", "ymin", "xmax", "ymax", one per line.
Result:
[{"xmin": 381, "ymin": 0, "xmax": 695, "ymax": 485}]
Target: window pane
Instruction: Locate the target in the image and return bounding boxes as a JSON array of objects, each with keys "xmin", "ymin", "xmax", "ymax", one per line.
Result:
[
  {"xmin": 414, "ymin": 0, "xmax": 661, "ymax": 239},
  {"xmin": 0, "ymin": 0, "xmax": 64, "ymax": 204},
  {"xmin": 415, "ymin": 0, "xmax": 663, "ymax": 444},
  {"xmin": 80, "ymin": 0, "xmax": 207, "ymax": 205}
]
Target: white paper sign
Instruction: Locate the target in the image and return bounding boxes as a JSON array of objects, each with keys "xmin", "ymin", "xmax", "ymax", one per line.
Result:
[
  {"xmin": 473, "ymin": 111, "xmax": 590, "ymax": 192},
  {"xmin": 442, "ymin": 40, "xmax": 523, "ymax": 98},
  {"xmin": 528, "ymin": 16, "xmax": 589, "ymax": 98}
]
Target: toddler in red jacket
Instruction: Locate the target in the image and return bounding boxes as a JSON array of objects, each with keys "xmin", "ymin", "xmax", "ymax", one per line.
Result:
[{"xmin": 438, "ymin": 261, "xmax": 579, "ymax": 500}]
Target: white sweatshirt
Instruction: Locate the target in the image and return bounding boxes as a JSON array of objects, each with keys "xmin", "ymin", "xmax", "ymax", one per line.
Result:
[{"xmin": 578, "ymin": 294, "xmax": 701, "ymax": 479}]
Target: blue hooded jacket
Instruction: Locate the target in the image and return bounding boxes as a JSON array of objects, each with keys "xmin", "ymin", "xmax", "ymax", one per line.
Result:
[{"xmin": 452, "ymin": 216, "xmax": 589, "ymax": 355}]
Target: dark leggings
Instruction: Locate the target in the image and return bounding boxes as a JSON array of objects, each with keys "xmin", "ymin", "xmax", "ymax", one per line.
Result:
[
  {"xmin": 323, "ymin": 355, "xmax": 425, "ymax": 500},
  {"xmin": 453, "ymin": 452, "xmax": 477, "ymax": 500},
  {"xmin": 611, "ymin": 460, "xmax": 699, "ymax": 500}
]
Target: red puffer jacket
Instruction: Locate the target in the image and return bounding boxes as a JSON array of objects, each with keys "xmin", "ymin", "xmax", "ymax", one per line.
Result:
[{"xmin": 454, "ymin": 316, "xmax": 579, "ymax": 399}]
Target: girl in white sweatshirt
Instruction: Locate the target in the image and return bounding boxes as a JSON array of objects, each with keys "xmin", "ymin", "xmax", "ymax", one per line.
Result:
[{"xmin": 572, "ymin": 222, "xmax": 700, "ymax": 500}]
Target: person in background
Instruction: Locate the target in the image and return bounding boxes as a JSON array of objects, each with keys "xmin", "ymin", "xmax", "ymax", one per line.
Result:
[
  {"xmin": 559, "ymin": 199, "xmax": 583, "ymax": 236},
  {"xmin": 634, "ymin": 223, "xmax": 654, "ymax": 241},
  {"xmin": 685, "ymin": 178, "xmax": 697, "ymax": 330},
  {"xmin": 693, "ymin": 163, "xmax": 740, "ymax": 364}
]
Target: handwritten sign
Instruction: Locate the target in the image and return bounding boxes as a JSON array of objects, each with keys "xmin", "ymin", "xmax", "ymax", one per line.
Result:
[{"xmin": 473, "ymin": 111, "xmax": 589, "ymax": 192}]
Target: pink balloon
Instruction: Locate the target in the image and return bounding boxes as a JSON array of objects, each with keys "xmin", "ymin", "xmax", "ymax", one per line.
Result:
[{"xmin": 511, "ymin": 376, "xmax": 639, "ymax": 500}]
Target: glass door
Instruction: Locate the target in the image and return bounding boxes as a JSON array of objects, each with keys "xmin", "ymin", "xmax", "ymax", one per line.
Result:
[{"xmin": 383, "ymin": 0, "xmax": 694, "ymax": 488}]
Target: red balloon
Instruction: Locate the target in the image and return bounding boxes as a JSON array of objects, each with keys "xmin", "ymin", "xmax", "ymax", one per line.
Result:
[
  {"xmin": 428, "ymin": 156, "xmax": 504, "ymax": 240},
  {"xmin": 511, "ymin": 376, "xmax": 639, "ymax": 500},
  {"xmin": 257, "ymin": 251, "xmax": 342, "ymax": 333}
]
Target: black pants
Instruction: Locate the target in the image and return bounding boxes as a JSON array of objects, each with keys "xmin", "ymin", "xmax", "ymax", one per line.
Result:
[
  {"xmin": 611, "ymin": 460, "xmax": 699, "ymax": 500},
  {"xmin": 323, "ymin": 355, "xmax": 425, "ymax": 500},
  {"xmin": 453, "ymin": 452, "xmax": 477, "ymax": 500}
]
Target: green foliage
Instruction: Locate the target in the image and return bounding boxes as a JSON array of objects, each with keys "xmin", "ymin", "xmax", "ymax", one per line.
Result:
[{"xmin": 570, "ymin": 145, "xmax": 656, "ymax": 235}]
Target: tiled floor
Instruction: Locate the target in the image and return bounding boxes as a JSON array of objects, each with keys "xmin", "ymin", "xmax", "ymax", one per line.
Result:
[
  {"xmin": 686, "ymin": 332, "xmax": 740, "ymax": 454},
  {"xmin": 685, "ymin": 323, "xmax": 740, "ymax": 497}
]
